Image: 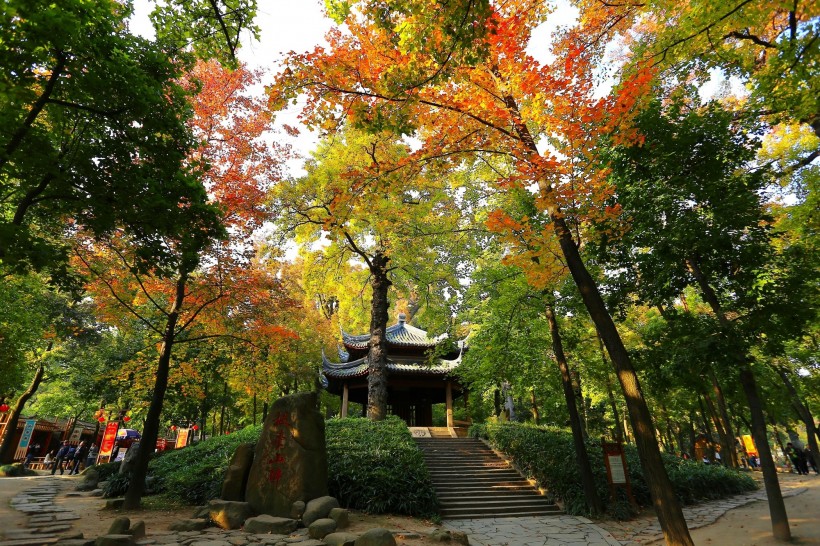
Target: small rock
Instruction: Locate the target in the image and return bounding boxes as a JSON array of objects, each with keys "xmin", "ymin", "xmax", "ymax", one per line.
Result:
[
  {"xmin": 243, "ymin": 515, "xmax": 298, "ymax": 535},
  {"xmin": 90, "ymin": 489, "xmax": 105, "ymax": 497},
  {"xmin": 193, "ymin": 505, "xmax": 211, "ymax": 519},
  {"xmin": 354, "ymin": 528, "xmax": 396, "ymax": 546},
  {"xmin": 324, "ymin": 532, "xmax": 358, "ymax": 546},
  {"xmin": 108, "ymin": 516, "xmax": 131, "ymax": 535},
  {"xmin": 428, "ymin": 529, "xmax": 452, "ymax": 542},
  {"xmin": 307, "ymin": 518, "xmax": 336, "ymax": 539},
  {"xmin": 450, "ymin": 530, "xmax": 469, "ymax": 545},
  {"xmin": 169, "ymin": 518, "xmax": 210, "ymax": 532},
  {"xmin": 328, "ymin": 508, "xmax": 349, "ymax": 530},
  {"xmin": 104, "ymin": 498, "xmax": 125, "ymax": 510},
  {"xmin": 209, "ymin": 499, "xmax": 254, "ymax": 530},
  {"xmin": 128, "ymin": 520, "xmax": 146, "ymax": 540},
  {"xmin": 95, "ymin": 534, "xmax": 136, "ymax": 546},
  {"xmin": 289, "ymin": 501, "xmax": 306, "ymax": 520},
  {"xmin": 301, "ymin": 496, "xmax": 339, "ymax": 527}
]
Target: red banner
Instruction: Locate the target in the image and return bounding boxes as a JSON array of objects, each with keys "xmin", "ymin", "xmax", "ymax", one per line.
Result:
[
  {"xmin": 156, "ymin": 438, "xmax": 167, "ymax": 451},
  {"xmin": 100, "ymin": 422, "xmax": 119, "ymax": 457}
]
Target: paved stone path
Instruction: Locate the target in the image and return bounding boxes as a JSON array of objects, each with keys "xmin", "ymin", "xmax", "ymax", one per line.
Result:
[
  {"xmin": 0, "ymin": 477, "xmax": 82, "ymax": 546},
  {"xmin": 444, "ymin": 515, "xmax": 622, "ymax": 546},
  {"xmin": 597, "ymin": 485, "xmax": 808, "ymax": 545}
]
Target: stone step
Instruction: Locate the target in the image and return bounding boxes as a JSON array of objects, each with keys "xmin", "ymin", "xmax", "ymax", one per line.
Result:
[{"xmin": 416, "ymin": 437, "xmax": 561, "ymax": 520}]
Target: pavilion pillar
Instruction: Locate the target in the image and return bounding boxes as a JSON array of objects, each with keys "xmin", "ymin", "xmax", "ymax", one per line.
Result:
[
  {"xmin": 341, "ymin": 383, "xmax": 349, "ymax": 419},
  {"xmin": 446, "ymin": 381, "xmax": 454, "ymax": 428}
]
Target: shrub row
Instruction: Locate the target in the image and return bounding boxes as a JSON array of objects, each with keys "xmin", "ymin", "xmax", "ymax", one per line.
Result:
[
  {"xmin": 143, "ymin": 416, "xmax": 438, "ymax": 517},
  {"xmin": 469, "ymin": 422, "xmax": 757, "ymax": 518},
  {"xmin": 326, "ymin": 416, "xmax": 438, "ymax": 517},
  {"xmin": 148, "ymin": 425, "xmax": 262, "ymax": 505}
]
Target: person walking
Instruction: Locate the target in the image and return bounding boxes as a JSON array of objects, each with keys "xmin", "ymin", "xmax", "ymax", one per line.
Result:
[
  {"xmin": 785, "ymin": 442, "xmax": 808, "ymax": 475},
  {"xmin": 86, "ymin": 443, "xmax": 99, "ymax": 469},
  {"xmin": 68, "ymin": 441, "xmax": 89, "ymax": 475},
  {"xmin": 50, "ymin": 441, "xmax": 70, "ymax": 475}
]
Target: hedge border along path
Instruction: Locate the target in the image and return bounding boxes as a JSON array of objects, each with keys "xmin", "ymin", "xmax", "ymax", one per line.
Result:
[{"xmin": 470, "ymin": 422, "xmax": 757, "ymax": 519}]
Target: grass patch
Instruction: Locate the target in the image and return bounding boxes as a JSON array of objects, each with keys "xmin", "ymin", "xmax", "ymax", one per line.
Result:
[
  {"xmin": 470, "ymin": 422, "xmax": 757, "ymax": 519},
  {"xmin": 0, "ymin": 463, "xmax": 37, "ymax": 477}
]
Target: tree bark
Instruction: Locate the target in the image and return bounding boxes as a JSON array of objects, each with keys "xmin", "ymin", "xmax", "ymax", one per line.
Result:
[
  {"xmin": 497, "ymin": 86, "xmax": 692, "ymax": 545},
  {"xmin": 709, "ymin": 370, "xmax": 739, "ymax": 467},
  {"xmin": 123, "ymin": 271, "xmax": 187, "ymax": 509},
  {"xmin": 775, "ymin": 366, "xmax": 820, "ymax": 468},
  {"xmin": 598, "ymin": 335, "xmax": 625, "ymax": 442},
  {"xmin": 545, "ymin": 301, "xmax": 603, "ymax": 515},
  {"xmin": 0, "ymin": 363, "xmax": 45, "ymax": 464},
  {"xmin": 703, "ymin": 392, "xmax": 731, "ymax": 465},
  {"xmin": 366, "ymin": 250, "xmax": 391, "ymax": 420},
  {"xmin": 687, "ymin": 256, "xmax": 790, "ymax": 540},
  {"xmin": 530, "ymin": 388, "xmax": 540, "ymax": 425}
]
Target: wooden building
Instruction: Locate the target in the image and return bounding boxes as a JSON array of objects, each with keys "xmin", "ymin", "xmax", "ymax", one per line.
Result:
[{"xmin": 322, "ymin": 313, "xmax": 465, "ymax": 428}]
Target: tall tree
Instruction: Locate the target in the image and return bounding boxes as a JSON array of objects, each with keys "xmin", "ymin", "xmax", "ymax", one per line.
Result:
[
  {"xmin": 270, "ymin": 2, "xmax": 692, "ymax": 541},
  {"xmin": 271, "ymin": 128, "xmax": 465, "ymax": 420},
  {"xmin": 595, "ymin": 97, "xmax": 817, "ymax": 541}
]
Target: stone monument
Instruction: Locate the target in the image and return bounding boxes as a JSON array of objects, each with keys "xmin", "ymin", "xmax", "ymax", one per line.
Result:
[{"xmin": 245, "ymin": 391, "xmax": 328, "ymax": 516}]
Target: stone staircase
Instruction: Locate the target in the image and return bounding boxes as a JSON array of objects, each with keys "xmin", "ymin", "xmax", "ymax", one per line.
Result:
[{"xmin": 415, "ymin": 437, "xmax": 563, "ymax": 519}]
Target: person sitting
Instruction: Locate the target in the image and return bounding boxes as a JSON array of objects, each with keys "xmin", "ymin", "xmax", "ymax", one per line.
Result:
[{"xmin": 43, "ymin": 450, "xmax": 55, "ymax": 469}]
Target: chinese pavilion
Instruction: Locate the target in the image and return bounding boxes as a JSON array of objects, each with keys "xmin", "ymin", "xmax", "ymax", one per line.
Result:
[{"xmin": 321, "ymin": 313, "xmax": 464, "ymax": 427}]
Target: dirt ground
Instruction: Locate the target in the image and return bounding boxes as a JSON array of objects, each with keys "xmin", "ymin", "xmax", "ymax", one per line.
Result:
[
  {"xmin": 688, "ymin": 473, "xmax": 820, "ymax": 546},
  {"xmin": 2, "ymin": 471, "xmax": 819, "ymax": 545}
]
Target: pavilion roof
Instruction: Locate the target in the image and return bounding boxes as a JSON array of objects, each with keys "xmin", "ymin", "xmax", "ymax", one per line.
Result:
[
  {"xmin": 321, "ymin": 350, "xmax": 463, "ymax": 379},
  {"xmin": 340, "ymin": 313, "xmax": 448, "ymax": 349}
]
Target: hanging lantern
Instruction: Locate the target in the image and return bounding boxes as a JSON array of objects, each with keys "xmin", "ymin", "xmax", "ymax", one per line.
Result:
[
  {"xmin": 170, "ymin": 425, "xmax": 177, "ymax": 431},
  {"xmin": 192, "ymin": 424, "xmax": 199, "ymax": 431},
  {"xmin": 123, "ymin": 415, "xmax": 131, "ymax": 422},
  {"xmin": 98, "ymin": 416, "xmax": 106, "ymax": 423},
  {"xmin": 0, "ymin": 403, "xmax": 9, "ymax": 413}
]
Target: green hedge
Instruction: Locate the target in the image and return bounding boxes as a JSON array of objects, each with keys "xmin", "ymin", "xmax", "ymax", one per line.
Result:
[
  {"xmin": 148, "ymin": 425, "xmax": 262, "ymax": 504},
  {"xmin": 0, "ymin": 463, "xmax": 37, "ymax": 477},
  {"xmin": 326, "ymin": 416, "xmax": 439, "ymax": 517},
  {"xmin": 144, "ymin": 417, "xmax": 438, "ymax": 517},
  {"xmin": 469, "ymin": 422, "xmax": 756, "ymax": 518}
]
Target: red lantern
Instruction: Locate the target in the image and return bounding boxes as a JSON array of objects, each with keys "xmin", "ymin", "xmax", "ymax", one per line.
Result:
[
  {"xmin": 192, "ymin": 424, "xmax": 199, "ymax": 431},
  {"xmin": 123, "ymin": 415, "xmax": 131, "ymax": 422},
  {"xmin": 0, "ymin": 403, "xmax": 9, "ymax": 413},
  {"xmin": 98, "ymin": 416, "xmax": 106, "ymax": 423},
  {"xmin": 170, "ymin": 425, "xmax": 177, "ymax": 431}
]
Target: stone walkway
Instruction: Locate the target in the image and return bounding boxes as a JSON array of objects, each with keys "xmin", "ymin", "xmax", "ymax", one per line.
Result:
[
  {"xmin": 1, "ymin": 477, "xmax": 82, "ymax": 546},
  {"xmin": 597, "ymin": 485, "xmax": 807, "ymax": 545},
  {"xmin": 444, "ymin": 515, "xmax": 622, "ymax": 546}
]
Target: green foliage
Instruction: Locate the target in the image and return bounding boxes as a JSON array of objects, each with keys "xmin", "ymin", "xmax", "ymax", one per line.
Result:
[
  {"xmin": 102, "ymin": 473, "xmax": 131, "ymax": 498},
  {"xmin": 0, "ymin": 463, "xmax": 37, "ymax": 477},
  {"xmin": 148, "ymin": 425, "xmax": 262, "ymax": 505},
  {"xmin": 93, "ymin": 461, "xmax": 122, "ymax": 482},
  {"xmin": 470, "ymin": 422, "xmax": 756, "ymax": 519},
  {"xmin": 326, "ymin": 416, "xmax": 438, "ymax": 517}
]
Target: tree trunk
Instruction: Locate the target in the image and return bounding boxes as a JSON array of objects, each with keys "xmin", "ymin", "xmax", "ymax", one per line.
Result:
[
  {"xmin": 366, "ymin": 250, "xmax": 391, "ymax": 421},
  {"xmin": 0, "ymin": 363, "xmax": 45, "ymax": 464},
  {"xmin": 545, "ymin": 301, "xmax": 603, "ymax": 515},
  {"xmin": 530, "ymin": 389, "xmax": 540, "ymax": 425},
  {"xmin": 703, "ymin": 393, "xmax": 731, "ymax": 465},
  {"xmin": 599, "ymin": 335, "xmax": 625, "ymax": 442},
  {"xmin": 687, "ymin": 256, "xmax": 790, "ymax": 540},
  {"xmin": 775, "ymin": 366, "xmax": 820, "ymax": 468},
  {"xmin": 709, "ymin": 370, "xmax": 739, "ymax": 467},
  {"xmin": 123, "ymin": 271, "xmax": 187, "ymax": 509}
]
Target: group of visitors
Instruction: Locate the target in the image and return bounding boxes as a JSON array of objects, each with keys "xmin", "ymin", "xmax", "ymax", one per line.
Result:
[
  {"xmin": 47, "ymin": 440, "xmax": 98, "ymax": 475},
  {"xmin": 785, "ymin": 442, "xmax": 819, "ymax": 475}
]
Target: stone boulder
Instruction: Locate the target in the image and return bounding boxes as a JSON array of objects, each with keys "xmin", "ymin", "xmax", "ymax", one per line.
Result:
[
  {"xmin": 76, "ymin": 467, "xmax": 101, "ymax": 491},
  {"xmin": 354, "ymin": 528, "xmax": 397, "ymax": 546},
  {"xmin": 290, "ymin": 500, "xmax": 306, "ymax": 520},
  {"xmin": 221, "ymin": 442, "xmax": 255, "ymax": 501},
  {"xmin": 243, "ymin": 514, "xmax": 298, "ymax": 535},
  {"xmin": 94, "ymin": 535, "xmax": 135, "ymax": 546},
  {"xmin": 308, "ymin": 518, "xmax": 337, "ymax": 539},
  {"xmin": 245, "ymin": 392, "xmax": 328, "ymax": 517},
  {"xmin": 107, "ymin": 516, "xmax": 130, "ymax": 535},
  {"xmin": 168, "ymin": 518, "xmax": 209, "ymax": 531},
  {"xmin": 329, "ymin": 507, "xmax": 349, "ymax": 529},
  {"xmin": 209, "ymin": 499, "xmax": 254, "ymax": 530},
  {"xmin": 302, "ymin": 495, "xmax": 339, "ymax": 527},
  {"xmin": 127, "ymin": 520, "xmax": 145, "ymax": 540},
  {"xmin": 324, "ymin": 532, "xmax": 358, "ymax": 546}
]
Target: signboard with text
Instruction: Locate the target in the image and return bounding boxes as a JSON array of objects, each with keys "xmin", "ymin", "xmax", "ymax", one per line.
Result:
[
  {"xmin": 601, "ymin": 438, "xmax": 638, "ymax": 509},
  {"xmin": 100, "ymin": 422, "xmax": 119, "ymax": 457},
  {"xmin": 741, "ymin": 434, "xmax": 758, "ymax": 457},
  {"xmin": 176, "ymin": 428, "xmax": 190, "ymax": 448},
  {"xmin": 15, "ymin": 419, "xmax": 38, "ymax": 460}
]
